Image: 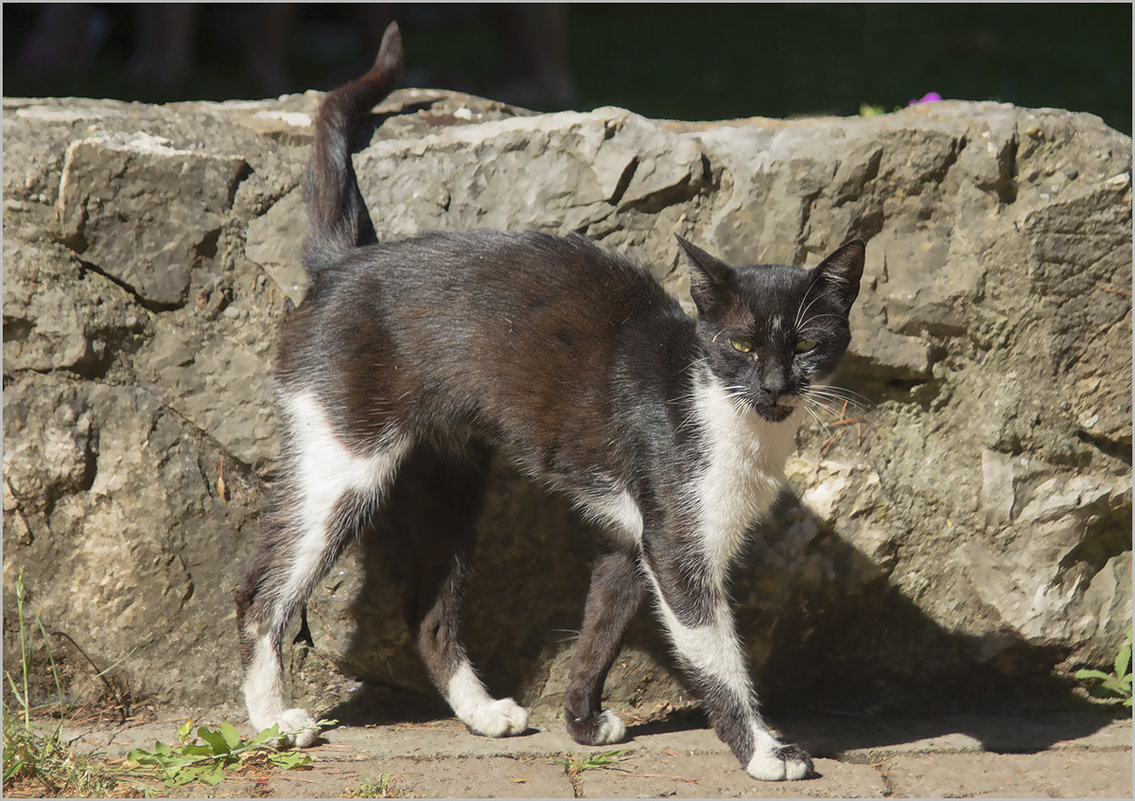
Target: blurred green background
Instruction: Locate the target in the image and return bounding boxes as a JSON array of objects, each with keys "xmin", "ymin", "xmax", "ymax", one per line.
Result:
[{"xmin": 4, "ymin": 3, "xmax": 1131, "ymax": 133}]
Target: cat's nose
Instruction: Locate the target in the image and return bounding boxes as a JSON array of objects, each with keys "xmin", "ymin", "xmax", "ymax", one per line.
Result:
[{"xmin": 762, "ymin": 371, "xmax": 787, "ymax": 403}]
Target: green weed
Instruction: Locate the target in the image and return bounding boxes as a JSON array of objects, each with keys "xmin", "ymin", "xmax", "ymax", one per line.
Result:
[
  {"xmin": 2, "ymin": 568, "xmax": 332, "ymax": 795},
  {"xmin": 126, "ymin": 718, "xmax": 332, "ymax": 788},
  {"xmin": 554, "ymin": 747, "xmax": 635, "ymax": 773},
  {"xmin": 348, "ymin": 770, "xmax": 400, "ymax": 798},
  {"xmin": 1075, "ymin": 630, "xmax": 1133, "ymax": 707},
  {"xmin": 859, "ymin": 102, "xmax": 906, "ymax": 118}
]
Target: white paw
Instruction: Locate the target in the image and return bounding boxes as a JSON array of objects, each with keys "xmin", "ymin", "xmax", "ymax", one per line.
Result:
[
  {"xmin": 594, "ymin": 709, "xmax": 627, "ymax": 744},
  {"xmin": 464, "ymin": 697, "xmax": 529, "ymax": 738},
  {"xmin": 746, "ymin": 743, "xmax": 815, "ymax": 781},
  {"xmin": 268, "ymin": 708, "xmax": 319, "ymax": 748}
]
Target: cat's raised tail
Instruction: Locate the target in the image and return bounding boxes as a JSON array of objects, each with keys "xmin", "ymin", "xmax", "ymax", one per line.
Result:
[{"xmin": 303, "ymin": 21, "xmax": 404, "ymax": 277}]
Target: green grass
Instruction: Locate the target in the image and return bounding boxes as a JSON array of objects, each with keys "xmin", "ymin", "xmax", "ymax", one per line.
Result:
[
  {"xmin": 553, "ymin": 747, "xmax": 636, "ymax": 774},
  {"xmin": 2, "ymin": 568, "xmax": 148, "ymax": 796},
  {"xmin": 2, "ymin": 568, "xmax": 331, "ymax": 796},
  {"xmin": 2, "ymin": 716, "xmax": 142, "ymax": 797},
  {"xmin": 348, "ymin": 771, "xmax": 401, "ymax": 798},
  {"xmin": 563, "ymin": 4, "xmax": 1131, "ymax": 131}
]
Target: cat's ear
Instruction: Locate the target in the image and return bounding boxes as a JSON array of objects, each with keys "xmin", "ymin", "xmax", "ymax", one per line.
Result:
[
  {"xmin": 809, "ymin": 239, "xmax": 865, "ymax": 312},
  {"xmin": 676, "ymin": 235, "xmax": 738, "ymax": 318}
]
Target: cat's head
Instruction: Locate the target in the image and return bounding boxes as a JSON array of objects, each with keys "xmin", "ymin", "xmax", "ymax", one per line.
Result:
[{"xmin": 677, "ymin": 235, "xmax": 865, "ymax": 423}]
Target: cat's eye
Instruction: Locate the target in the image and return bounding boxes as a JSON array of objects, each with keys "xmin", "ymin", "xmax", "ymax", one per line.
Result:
[
  {"xmin": 795, "ymin": 339, "xmax": 818, "ymax": 353},
  {"xmin": 730, "ymin": 338, "xmax": 753, "ymax": 353}
]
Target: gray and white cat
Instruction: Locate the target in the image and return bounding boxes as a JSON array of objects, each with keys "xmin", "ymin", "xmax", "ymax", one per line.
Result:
[{"xmin": 236, "ymin": 23, "xmax": 865, "ymax": 782}]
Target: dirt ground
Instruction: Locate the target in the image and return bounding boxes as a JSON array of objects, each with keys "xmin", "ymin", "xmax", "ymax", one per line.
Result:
[{"xmin": 44, "ymin": 705, "xmax": 1133, "ymax": 798}]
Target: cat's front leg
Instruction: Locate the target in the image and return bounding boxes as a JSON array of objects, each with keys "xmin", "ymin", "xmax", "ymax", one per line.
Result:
[
  {"xmin": 564, "ymin": 548, "xmax": 645, "ymax": 745},
  {"xmin": 639, "ymin": 541, "xmax": 815, "ymax": 781}
]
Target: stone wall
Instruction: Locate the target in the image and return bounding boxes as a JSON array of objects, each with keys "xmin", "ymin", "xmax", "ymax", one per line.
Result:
[{"xmin": 3, "ymin": 87, "xmax": 1130, "ymax": 722}]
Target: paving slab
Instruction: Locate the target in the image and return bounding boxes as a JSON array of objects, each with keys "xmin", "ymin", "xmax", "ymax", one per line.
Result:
[
  {"xmin": 53, "ymin": 708, "xmax": 1132, "ymax": 798},
  {"xmin": 576, "ymin": 751, "xmax": 888, "ymax": 798},
  {"xmin": 791, "ymin": 711, "xmax": 1134, "ymax": 762},
  {"xmin": 382, "ymin": 755, "xmax": 574, "ymax": 798},
  {"xmin": 882, "ymin": 750, "xmax": 1133, "ymax": 799}
]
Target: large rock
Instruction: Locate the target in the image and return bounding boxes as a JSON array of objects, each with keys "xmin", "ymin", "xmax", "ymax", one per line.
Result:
[
  {"xmin": 56, "ymin": 131, "xmax": 249, "ymax": 307},
  {"xmin": 2, "ymin": 88, "xmax": 1130, "ymax": 722}
]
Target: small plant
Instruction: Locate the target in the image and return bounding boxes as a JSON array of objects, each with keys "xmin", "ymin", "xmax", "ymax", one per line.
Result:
[
  {"xmin": 126, "ymin": 718, "xmax": 333, "ymax": 788},
  {"xmin": 2, "ymin": 568, "xmax": 148, "ymax": 796},
  {"xmin": 349, "ymin": 770, "xmax": 400, "ymax": 798},
  {"xmin": 1075, "ymin": 630, "xmax": 1133, "ymax": 707},
  {"xmin": 554, "ymin": 747, "xmax": 635, "ymax": 774},
  {"xmin": 2, "ymin": 568, "xmax": 328, "ymax": 795},
  {"xmin": 860, "ymin": 92, "xmax": 942, "ymax": 119},
  {"xmin": 3, "ymin": 711, "xmax": 131, "ymax": 797}
]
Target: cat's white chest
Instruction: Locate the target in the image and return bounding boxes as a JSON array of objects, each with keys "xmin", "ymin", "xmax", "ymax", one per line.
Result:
[{"xmin": 693, "ymin": 377, "xmax": 800, "ymax": 576}]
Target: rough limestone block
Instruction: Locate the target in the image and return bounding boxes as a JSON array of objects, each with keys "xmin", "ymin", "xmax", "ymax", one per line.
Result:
[
  {"xmin": 56, "ymin": 131, "xmax": 248, "ymax": 306},
  {"xmin": 1, "ymin": 88, "xmax": 1130, "ymax": 715}
]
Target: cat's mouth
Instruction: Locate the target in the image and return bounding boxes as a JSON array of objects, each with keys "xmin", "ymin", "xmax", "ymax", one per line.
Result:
[
  {"xmin": 734, "ymin": 393, "xmax": 797, "ymax": 423},
  {"xmin": 756, "ymin": 403, "xmax": 795, "ymax": 423}
]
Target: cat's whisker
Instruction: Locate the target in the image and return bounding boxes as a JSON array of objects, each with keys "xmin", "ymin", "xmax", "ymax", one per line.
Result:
[
  {"xmin": 806, "ymin": 384, "xmax": 872, "ymax": 411},
  {"xmin": 793, "ymin": 282, "xmax": 827, "ymax": 329},
  {"xmin": 551, "ymin": 628, "xmax": 581, "ymax": 644},
  {"xmin": 799, "ymin": 388, "xmax": 857, "ymax": 420},
  {"xmin": 798, "ymin": 398, "xmax": 832, "ymax": 434},
  {"xmin": 807, "ymin": 396, "xmax": 869, "ymax": 417},
  {"xmin": 800, "ymin": 396, "xmax": 854, "ymax": 423},
  {"xmin": 723, "ymin": 386, "xmax": 756, "ymax": 407},
  {"xmin": 805, "ymin": 384, "xmax": 861, "ymax": 402},
  {"xmin": 797, "ymin": 312, "xmax": 845, "ymax": 326},
  {"xmin": 792, "ymin": 294, "xmax": 817, "ymax": 332},
  {"xmin": 796, "ymin": 315, "xmax": 846, "ymax": 335},
  {"xmin": 803, "ymin": 394, "xmax": 845, "ymax": 424},
  {"xmin": 675, "ymin": 371, "xmax": 711, "ymax": 433},
  {"xmin": 677, "ymin": 408, "xmax": 702, "ymax": 434}
]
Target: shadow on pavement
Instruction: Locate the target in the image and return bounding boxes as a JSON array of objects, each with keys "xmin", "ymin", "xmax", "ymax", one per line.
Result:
[{"xmin": 313, "ymin": 450, "xmax": 1123, "ymax": 757}]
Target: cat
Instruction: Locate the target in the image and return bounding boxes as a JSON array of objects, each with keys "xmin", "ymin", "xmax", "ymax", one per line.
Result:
[{"xmin": 235, "ymin": 21, "xmax": 865, "ymax": 782}]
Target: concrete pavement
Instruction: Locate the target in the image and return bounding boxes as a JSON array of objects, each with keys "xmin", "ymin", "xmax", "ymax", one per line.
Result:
[{"xmin": 67, "ymin": 707, "xmax": 1131, "ymax": 798}]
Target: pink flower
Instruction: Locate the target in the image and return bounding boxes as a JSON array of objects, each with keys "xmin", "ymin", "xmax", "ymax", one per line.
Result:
[{"xmin": 908, "ymin": 92, "xmax": 943, "ymax": 106}]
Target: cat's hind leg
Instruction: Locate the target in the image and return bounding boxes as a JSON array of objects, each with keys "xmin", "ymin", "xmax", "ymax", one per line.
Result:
[
  {"xmin": 563, "ymin": 547, "xmax": 645, "ymax": 745},
  {"xmin": 236, "ymin": 392, "xmax": 411, "ymax": 746},
  {"xmin": 394, "ymin": 443, "xmax": 529, "ymax": 737}
]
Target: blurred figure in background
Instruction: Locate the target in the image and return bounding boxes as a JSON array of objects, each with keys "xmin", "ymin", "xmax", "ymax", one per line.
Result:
[
  {"xmin": 490, "ymin": 4, "xmax": 574, "ymax": 107},
  {"xmin": 127, "ymin": 4, "xmax": 199, "ymax": 86},
  {"xmin": 11, "ymin": 4, "xmax": 573, "ymax": 106},
  {"xmin": 17, "ymin": 3, "xmax": 110, "ymax": 71},
  {"xmin": 16, "ymin": 3, "xmax": 294, "ymax": 96}
]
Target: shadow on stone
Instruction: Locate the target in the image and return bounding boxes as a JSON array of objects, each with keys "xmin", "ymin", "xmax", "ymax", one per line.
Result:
[{"xmin": 731, "ymin": 490, "xmax": 1122, "ymax": 755}]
